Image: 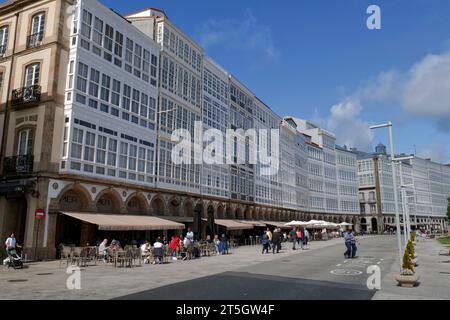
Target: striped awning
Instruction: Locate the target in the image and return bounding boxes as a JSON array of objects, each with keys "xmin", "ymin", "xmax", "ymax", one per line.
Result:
[
  {"xmin": 163, "ymin": 216, "xmax": 195, "ymax": 223},
  {"xmin": 260, "ymin": 221, "xmax": 292, "ymax": 229},
  {"xmin": 213, "ymin": 219, "xmax": 254, "ymax": 230},
  {"xmin": 60, "ymin": 212, "xmax": 185, "ymax": 231},
  {"xmin": 239, "ymin": 220, "xmax": 267, "ymax": 227}
]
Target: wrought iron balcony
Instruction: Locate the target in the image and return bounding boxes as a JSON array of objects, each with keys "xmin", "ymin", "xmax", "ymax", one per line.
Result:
[
  {"xmin": 11, "ymin": 85, "xmax": 41, "ymax": 106},
  {"xmin": 3, "ymin": 155, "xmax": 34, "ymax": 175},
  {"xmin": 27, "ymin": 32, "xmax": 44, "ymax": 48}
]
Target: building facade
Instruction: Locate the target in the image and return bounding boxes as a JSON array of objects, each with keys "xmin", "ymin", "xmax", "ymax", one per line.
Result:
[
  {"xmin": 357, "ymin": 145, "xmax": 449, "ymax": 233},
  {"xmin": 0, "ymin": 0, "xmax": 448, "ymax": 260}
]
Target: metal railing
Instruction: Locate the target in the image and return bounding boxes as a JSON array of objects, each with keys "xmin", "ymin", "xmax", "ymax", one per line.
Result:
[
  {"xmin": 3, "ymin": 154, "xmax": 34, "ymax": 175},
  {"xmin": 27, "ymin": 31, "xmax": 44, "ymax": 48},
  {"xmin": 11, "ymin": 85, "xmax": 41, "ymax": 106}
]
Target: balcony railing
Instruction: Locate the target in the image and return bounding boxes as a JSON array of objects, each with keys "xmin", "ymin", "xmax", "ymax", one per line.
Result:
[
  {"xmin": 3, "ymin": 155, "xmax": 34, "ymax": 175},
  {"xmin": 11, "ymin": 85, "xmax": 41, "ymax": 106},
  {"xmin": 27, "ymin": 32, "xmax": 44, "ymax": 48},
  {"xmin": 368, "ymin": 198, "xmax": 376, "ymax": 203}
]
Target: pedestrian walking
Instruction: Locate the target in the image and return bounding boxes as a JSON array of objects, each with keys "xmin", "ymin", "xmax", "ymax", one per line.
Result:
[
  {"xmin": 344, "ymin": 229, "xmax": 355, "ymax": 259},
  {"xmin": 289, "ymin": 227, "xmax": 297, "ymax": 250},
  {"xmin": 261, "ymin": 232, "xmax": 270, "ymax": 254},
  {"xmin": 266, "ymin": 228, "xmax": 273, "ymax": 250},
  {"xmin": 272, "ymin": 228, "xmax": 281, "ymax": 254},
  {"xmin": 304, "ymin": 228, "xmax": 309, "ymax": 245},
  {"xmin": 296, "ymin": 228, "xmax": 304, "ymax": 250}
]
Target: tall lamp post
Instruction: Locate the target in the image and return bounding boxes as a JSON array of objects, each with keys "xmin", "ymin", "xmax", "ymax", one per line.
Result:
[
  {"xmin": 394, "ymin": 155, "xmax": 415, "ymax": 243},
  {"xmin": 370, "ymin": 121, "xmax": 403, "ymax": 272}
]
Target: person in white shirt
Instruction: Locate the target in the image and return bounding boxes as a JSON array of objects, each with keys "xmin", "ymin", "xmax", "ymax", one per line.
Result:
[
  {"xmin": 152, "ymin": 238, "xmax": 164, "ymax": 264},
  {"xmin": 5, "ymin": 233, "xmax": 21, "ymax": 255},
  {"xmin": 186, "ymin": 228, "xmax": 194, "ymax": 241},
  {"xmin": 140, "ymin": 241, "xmax": 150, "ymax": 264},
  {"xmin": 98, "ymin": 239, "xmax": 108, "ymax": 263}
]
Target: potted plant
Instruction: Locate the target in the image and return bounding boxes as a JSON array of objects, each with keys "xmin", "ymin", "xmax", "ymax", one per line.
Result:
[
  {"xmin": 395, "ymin": 249, "xmax": 419, "ymax": 287},
  {"xmin": 406, "ymin": 240, "xmax": 418, "ymax": 266}
]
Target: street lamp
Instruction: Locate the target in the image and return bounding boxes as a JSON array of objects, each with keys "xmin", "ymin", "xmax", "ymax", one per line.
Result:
[
  {"xmin": 370, "ymin": 121, "xmax": 403, "ymax": 272},
  {"xmin": 393, "ymin": 155, "xmax": 415, "ymax": 245}
]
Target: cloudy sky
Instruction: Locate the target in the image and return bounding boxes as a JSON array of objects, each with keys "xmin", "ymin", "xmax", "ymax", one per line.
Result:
[{"xmin": 103, "ymin": 0, "xmax": 450, "ymax": 163}]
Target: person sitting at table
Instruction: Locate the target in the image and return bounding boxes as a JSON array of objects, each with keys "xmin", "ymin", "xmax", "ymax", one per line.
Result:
[
  {"xmin": 152, "ymin": 237, "xmax": 164, "ymax": 264},
  {"xmin": 108, "ymin": 239, "xmax": 119, "ymax": 256},
  {"xmin": 140, "ymin": 241, "xmax": 151, "ymax": 264},
  {"xmin": 98, "ymin": 239, "xmax": 109, "ymax": 263}
]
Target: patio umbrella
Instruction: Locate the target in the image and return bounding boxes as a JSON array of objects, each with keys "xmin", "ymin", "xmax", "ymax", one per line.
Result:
[{"xmin": 338, "ymin": 222, "xmax": 353, "ymax": 226}]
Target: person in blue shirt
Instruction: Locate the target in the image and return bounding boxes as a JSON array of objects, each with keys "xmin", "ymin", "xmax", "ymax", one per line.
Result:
[
  {"xmin": 261, "ymin": 232, "xmax": 270, "ymax": 254},
  {"xmin": 344, "ymin": 229, "xmax": 355, "ymax": 259}
]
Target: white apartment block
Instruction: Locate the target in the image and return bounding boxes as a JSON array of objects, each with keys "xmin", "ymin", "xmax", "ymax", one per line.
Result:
[
  {"xmin": 229, "ymin": 77, "xmax": 255, "ymax": 203},
  {"xmin": 61, "ymin": 0, "xmax": 160, "ymax": 188},
  {"xmin": 357, "ymin": 145, "xmax": 449, "ymax": 232},
  {"xmin": 127, "ymin": 8, "xmax": 203, "ymax": 194},
  {"xmin": 201, "ymin": 57, "xmax": 230, "ymax": 199},
  {"xmin": 336, "ymin": 146, "xmax": 359, "ymax": 215},
  {"xmin": 253, "ymin": 98, "xmax": 282, "ymax": 207}
]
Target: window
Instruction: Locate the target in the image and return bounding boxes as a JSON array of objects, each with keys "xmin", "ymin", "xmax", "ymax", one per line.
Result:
[
  {"xmin": 111, "ymin": 79, "xmax": 121, "ymax": 106},
  {"xmin": 122, "ymin": 84, "xmax": 131, "ymax": 110},
  {"xmin": 107, "ymin": 139, "xmax": 117, "ymax": 166},
  {"xmin": 125, "ymin": 38, "xmax": 133, "ymax": 73},
  {"xmin": 0, "ymin": 26, "xmax": 8, "ymax": 55},
  {"xmin": 93, "ymin": 17, "xmax": 103, "ymax": 46},
  {"xmin": 17, "ymin": 129, "xmax": 33, "ymax": 156},
  {"xmin": 81, "ymin": 10, "xmax": 92, "ymax": 39},
  {"xmin": 76, "ymin": 62, "xmax": 88, "ymax": 92},
  {"xmin": 88, "ymin": 68, "xmax": 100, "ymax": 97},
  {"xmin": 25, "ymin": 63, "xmax": 40, "ymax": 87},
  {"xmin": 71, "ymin": 128, "xmax": 83, "ymax": 159},
  {"xmin": 100, "ymin": 74, "xmax": 110, "ymax": 102},
  {"xmin": 84, "ymin": 132, "xmax": 95, "ymax": 162},
  {"xmin": 96, "ymin": 135, "xmax": 107, "ymax": 164},
  {"xmin": 119, "ymin": 142, "xmax": 128, "ymax": 169},
  {"xmin": 31, "ymin": 12, "xmax": 45, "ymax": 35}
]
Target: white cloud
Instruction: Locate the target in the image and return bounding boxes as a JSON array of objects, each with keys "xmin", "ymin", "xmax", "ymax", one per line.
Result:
[
  {"xmin": 319, "ymin": 98, "xmax": 374, "ymax": 150},
  {"xmin": 197, "ymin": 9, "xmax": 278, "ymax": 60},
  {"xmin": 417, "ymin": 142, "xmax": 449, "ymax": 163},
  {"xmin": 402, "ymin": 51, "xmax": 450, "ymax": 118},
  {"xmin": 318, "ymin": 50, "xmax": 450, "ymax": 155}
]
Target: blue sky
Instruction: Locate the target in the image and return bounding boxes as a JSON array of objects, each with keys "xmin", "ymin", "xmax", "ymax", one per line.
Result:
[{"xmin": 75, "ymin": 1, "xmax": 450, "ymax": 162}]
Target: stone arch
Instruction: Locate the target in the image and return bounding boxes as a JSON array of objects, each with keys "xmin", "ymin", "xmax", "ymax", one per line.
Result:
[
  {"xmin": 55, "ymin": 184, "xmax": 92, "ymax": 212},
  {"xmin": 183, "ymin": 198, "xmax": 194, "ymax": 218},
  {"xmin": 94, "ymin": 188, "xmax": 123, "ymax": 214},
  {"xmin": 150, "ymin": 195, "xmax": 166, "ymax": 216},
  {"xmin": 125, "ymin": 192, "xmax": 149, "ymax": 215},
  {"xmin": 236, "ymin": 207, "xmax": 244, "ymax": 220},
  {"xmin": 226, "ymin": 205, "xmax": 234, "ymax": 219},
  {"xmin": 244, "ymin": 206, "xmax": 252, "ymax": 220},
  {"xmin": 168, "ymin": 196, "xmax": 182, "ymax": 216},
  {"xmin": 217, "ymin": 204, "xmax": 225, "ymax": 219}
]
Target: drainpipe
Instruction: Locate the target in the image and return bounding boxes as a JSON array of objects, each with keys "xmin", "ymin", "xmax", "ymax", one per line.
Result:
[{"xmin": 0, "ymin": 12, "xmax": 19, "ymax": 175}]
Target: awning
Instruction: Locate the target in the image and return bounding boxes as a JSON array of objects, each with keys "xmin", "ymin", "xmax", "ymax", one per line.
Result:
[
  {"xmin": 60, "ymin": 212, "xmax": 185, "ymax": 231},
  {"xmin": 260, "ymin": 221, "xmax": 292, "ymax": 229},
  {"xmin": 213, "ymin": 219, "xmax": 254, "ymax": 230},
  {"xmin": 239, "ymin": 220, "xmax": 266, "ymax": 227},
  {"xmin": 163, "ymin": 216, "xmax": 194, "ymax": 223}
]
